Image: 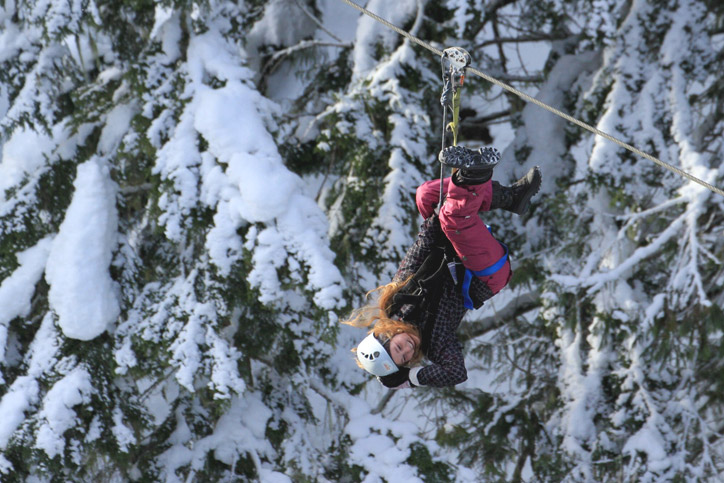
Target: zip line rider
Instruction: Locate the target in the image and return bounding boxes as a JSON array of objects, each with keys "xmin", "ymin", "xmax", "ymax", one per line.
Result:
[
  {"xmin": 343, "ymin": 146, "xmax": 541, "ymax": 388},
  {"xmin": 344, "ymin": 47, "xmax": 542, "ymax": 389}
]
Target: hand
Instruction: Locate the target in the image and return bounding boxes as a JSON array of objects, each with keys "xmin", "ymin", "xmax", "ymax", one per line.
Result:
[{"xmin": 378, "ymin": 367, "xmax": 411, "ymax": 389}]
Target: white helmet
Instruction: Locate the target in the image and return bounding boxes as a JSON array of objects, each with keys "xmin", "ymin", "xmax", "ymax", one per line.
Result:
[{"xmin": 356, "ymin": 334, "xmax": 399, "ymax": 377}]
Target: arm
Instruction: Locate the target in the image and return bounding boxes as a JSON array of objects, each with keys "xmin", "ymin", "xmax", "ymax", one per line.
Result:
[
  {"xmin": 409, "ymin": 281, "xmax": 470, "ymax": 388},
  {"xmin": 379, "ymin": 339, "xmax": 467, "ymax": 389},
  {"xmin": 409, "ymin": 341, "xmax": 468, "ymax": 387}
]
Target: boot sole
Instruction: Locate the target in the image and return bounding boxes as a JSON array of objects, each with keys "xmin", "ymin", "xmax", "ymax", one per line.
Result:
[
  {"xmin": 510, "ymin": 166, "xmax": 542, "ymax": 215},
  {"xmin": 439, "ymin": 146, "xmax": 501, "ymax": 170}
]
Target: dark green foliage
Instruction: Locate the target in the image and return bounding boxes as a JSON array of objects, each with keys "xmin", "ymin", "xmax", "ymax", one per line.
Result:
[
  {"xmin": 0, "ymin": 0, "xmax": 722, "ymax": 481},
  {"xmin": 507, "ymin": 256, "xmax": 545, "ymax": 289},
  {"xmin": 280, "ymin": 140, "xmax": 326, "ymax": 176},
  {"xmin": 323, "ymin": 435, "xmax": 365, "ymax": 483},
  {"xmin": 94, "ymin": 1, "xmax": 159, "ymax": 62},
  {"xmin": 406, "ymin": 442, "xmax": 454, "ymax": 482},
  {"xmin": 35, "ymin": 159, "xmax": 78, "ymax": 228}
]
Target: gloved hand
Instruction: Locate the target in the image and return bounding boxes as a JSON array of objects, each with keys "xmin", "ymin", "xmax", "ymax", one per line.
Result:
[{"xmin": 378, "ymin": 367, "xmax": 413, "ymax": 389}]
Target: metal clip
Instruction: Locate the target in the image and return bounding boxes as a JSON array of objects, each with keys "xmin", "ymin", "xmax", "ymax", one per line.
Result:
[
  {"xmin": 441, "ymin": 47, "xmax": 471, "ymax": 84},
  {"xmin": 447, "ymin": 261, "xmax": 458, "ymax": 285}
]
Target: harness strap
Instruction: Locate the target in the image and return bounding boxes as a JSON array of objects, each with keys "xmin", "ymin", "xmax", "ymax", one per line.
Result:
[
  {"xmin": 391, "ymin": 293, "xmax": 424, "ymax": 306},
  {"xmin": 387, "ymin": 240, "xmax": 447, "ymax": 320},
  {"xmin": 460, "ymin": 226, "xmax": 509, "ymax": 310}
]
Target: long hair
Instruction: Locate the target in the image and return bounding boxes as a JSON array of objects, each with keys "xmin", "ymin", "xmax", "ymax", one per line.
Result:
[{"xmin": 343, "ymin": 277, "xmax": 424, "ymax": 367}]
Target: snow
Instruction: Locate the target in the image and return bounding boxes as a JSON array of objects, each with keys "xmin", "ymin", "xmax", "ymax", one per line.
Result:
[
  {"xmin": 623, "ymin": 425, "xmax": 670, "ymax": 473},
  {"xmin": 98, "ymin": 103, "xmax": 137, "ymax": 155},
  {"xmin": 206, "ymin": 328, "xmax": 246, "ymax": 399},
  {"xmin": 156, "ymin": 392, "xmax": 275, "ymax": 481},
  {"xmin": 0, "ymin": 237, "xmax": 53, "ymax": 381},
  {"xmin": 44, "ymin": 0, "xmax": 83, "ymax": 37},
  {"xmin": 0, "ymin": 0, "xmax": 722, "ymax": 481},
  {"xmin": 0, "ymin": 127, "xmax": 54, "ymax": 202},
  {"xmin": 45, "ymin": 158, "xmax": 120, "ymax": 340},
  {"xmin": 0, "ymin": 310, "xmax": 62, "ymax": 456},
  {"xmin": 0, "ymin": 26, "xmax": 26, "ymax": 65},
  {"xmin": 257, "ymin": 469, "xmax": 293, "ymax": 483},
  {"xmin": 85, "ymin": 416, "xmax": 103, "ymax": 443},
  {"xmin": 247, "ymin": 0, "xmax": 315, "ymax": 52},
  {"xmin": 0, "ymin": 375, "xmax": 39, "ymax": 448},
  {"xmin": 345, "ymin": 398, "xmax": 426, "ymax": 482},
  {"xmin": 112, "ymin": 407, "xmax": 137, "ymax": 452},
  {"xmin": 35, "ymin": 366, "xmax": 93, "ymax": 458},
  {"xmin": 194, "ymin": 84, "xmax": 298, "ymax": 223},
  {"xmin": 184, "ymin": 31, "xmax": 345, "ymax": 309},
  {"xmin": 167, "ymin": 291, "xmax": 210, "ymax": 392},
  {"xmin": 351, "ymin": 0, "xmax": 417, "ymax": 80}
]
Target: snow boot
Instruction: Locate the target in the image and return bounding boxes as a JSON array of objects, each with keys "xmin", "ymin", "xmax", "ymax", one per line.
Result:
[
  {"xmin": 439, "ymin": 145, "xmax": 500, "ymax": 185},
  {"xmin": 491, "ymin": 166, "xmax": 542, "ymax": 215}
]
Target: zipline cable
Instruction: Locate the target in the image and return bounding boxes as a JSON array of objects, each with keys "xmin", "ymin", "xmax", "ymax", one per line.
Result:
[{"xmin": 338, "ymin": 0, "xmax": 724, "ymax": 198}]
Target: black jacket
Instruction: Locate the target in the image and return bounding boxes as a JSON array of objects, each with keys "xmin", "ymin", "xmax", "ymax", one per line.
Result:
[{"xmin": 389, "ymin": 216, "xmax": 493, "ymax": 387}]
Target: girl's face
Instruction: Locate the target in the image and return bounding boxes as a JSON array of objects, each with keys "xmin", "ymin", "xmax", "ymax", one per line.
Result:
[{"xmin": 389, "ymin": 332, "xmax": 420, "ymax": 366}]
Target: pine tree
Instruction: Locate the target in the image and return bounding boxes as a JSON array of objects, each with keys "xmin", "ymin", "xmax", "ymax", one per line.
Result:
[
  {"xmin": 423, "ymin": 0, "xmax": 724, "ymax": 480},
  {"xmin": 1, "ymin": 0, "xmax": 723, "ymax": 481}
]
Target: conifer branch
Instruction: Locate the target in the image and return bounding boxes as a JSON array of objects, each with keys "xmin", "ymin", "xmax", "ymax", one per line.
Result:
[
  {"xmin": 458, "ymin": 290, "xmax": 541, "ymax": 342},
  {"xmin": 483, "ymin": 0, "xmax": 518, "ymax": 21},
  {"xmin": 466, "ymin": 109, "xmax": 511, "ymax": 125},
  {"xmin": 371, "ymin": 390, "xmax": 394, "ymax": 415},
  {"xmin": 262, "ymin": 40, "xmax": 352, "ymax": 76},
  {"xmin": 475, "ymin": 33, "xmax": 572, "ymax": 49},
  {"xmin": 293, "ymin": 0, "xmax": 345, "ymax": 44}
]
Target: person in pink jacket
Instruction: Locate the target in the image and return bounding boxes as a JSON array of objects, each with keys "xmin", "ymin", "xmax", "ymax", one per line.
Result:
[{"xmin": 345, "ymin": 145, "xmax": 541, "ymax": 388}]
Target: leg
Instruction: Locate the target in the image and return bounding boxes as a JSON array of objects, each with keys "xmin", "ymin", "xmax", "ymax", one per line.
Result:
[
  {"xmin": 415, "ymin": 178, "xmax": 451, "ymax": 220},
  {"xmin": 438, "ymin": 181, "xmax": 499, "ymax": 272},
  {"xmin": 439, "ymin": 145, "xmax": 542, "ymax": 215},
  {"xmin": 490, "ymin": 167, "xmax": 542, "ymax": 215},
  {"xmin": 438, "ymin": 181, "xmax": 510, "ymax": 295}
]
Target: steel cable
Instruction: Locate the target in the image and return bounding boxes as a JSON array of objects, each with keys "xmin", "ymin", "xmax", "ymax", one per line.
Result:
[{"xmin": 339, "ymin": 0, "xmax": 724, "ymax": 198}]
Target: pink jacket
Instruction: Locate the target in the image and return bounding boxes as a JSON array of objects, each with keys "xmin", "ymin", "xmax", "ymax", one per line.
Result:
[{"xmin": 416, "ymin": 178, "xmax": 511, "ymax": 294}]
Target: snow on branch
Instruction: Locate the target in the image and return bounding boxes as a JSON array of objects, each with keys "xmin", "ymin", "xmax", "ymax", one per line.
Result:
[
  {"xmin": 0, "ymin": 237, "xmax": 53, "ymax": 381},
  {"xmin": 45, "ymin": 158, "xmax": 120, "ymax": 341},
  {"xmin": 34, "ymin": 366, "xmax": 94, "ymax": 459}
]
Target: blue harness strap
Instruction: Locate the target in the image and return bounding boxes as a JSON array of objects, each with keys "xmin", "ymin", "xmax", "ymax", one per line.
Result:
[{"xmin": 461, "ymin": 225, "xmax": 509, "ymax": 309}]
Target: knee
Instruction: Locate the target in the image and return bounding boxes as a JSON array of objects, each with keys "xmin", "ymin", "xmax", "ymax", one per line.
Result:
[{"xmin": 416, "ymin": 182, "xmax": 439, "ymax": 219}]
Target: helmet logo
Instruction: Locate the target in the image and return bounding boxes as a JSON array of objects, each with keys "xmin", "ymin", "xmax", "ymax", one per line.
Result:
[{"xmin": 360, "ymin": 350, "xmax": 380, "ymax": 361}]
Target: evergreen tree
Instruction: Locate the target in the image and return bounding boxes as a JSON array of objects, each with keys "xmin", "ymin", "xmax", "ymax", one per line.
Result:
[{"xmin": 0, "ymin": 0, "xmax": 722, "ymax": 481}]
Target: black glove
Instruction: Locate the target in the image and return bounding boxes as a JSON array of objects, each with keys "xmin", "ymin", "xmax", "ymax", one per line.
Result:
[{"xmin": 378, "ymin": 367, "xmax": 411, "ymax": 388}]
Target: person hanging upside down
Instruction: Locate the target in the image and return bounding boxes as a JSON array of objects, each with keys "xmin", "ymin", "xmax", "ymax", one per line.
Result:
[{"xmin": 343, "ymin": 145, "xmax": 542, "ymax": 388}]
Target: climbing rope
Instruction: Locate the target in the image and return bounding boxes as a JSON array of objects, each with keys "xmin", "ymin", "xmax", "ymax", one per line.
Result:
[
  {"xmin": 438, "ymin": 47, "xmax": 471, "ymax": 206},
  {"xmin": 339, "ymin": 0, "xmax": 724, "ymax": 198}
]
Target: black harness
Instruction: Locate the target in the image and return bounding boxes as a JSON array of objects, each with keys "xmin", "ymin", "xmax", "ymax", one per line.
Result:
[{"xmin": 386, "ymin": 217, "xmax": 465, "ymax": 354}]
